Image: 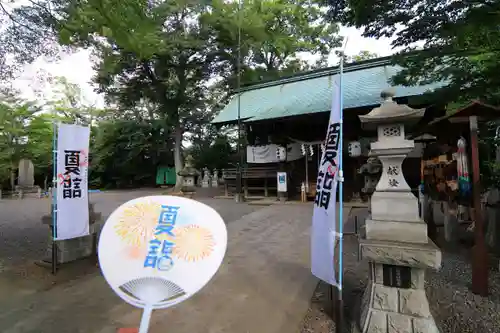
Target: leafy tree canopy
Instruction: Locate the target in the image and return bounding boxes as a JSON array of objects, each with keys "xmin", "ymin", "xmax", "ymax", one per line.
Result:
[
  {"xmin": 344, "ymin": 50, "xmax": 379, "ymax": 63},
  {"xmin": 0, "ymin": 0, "xmax": 343, "ymax": 189},
  {"xmin": 329, "ymin": 0, "xmax": 500, "ymax": 104}
]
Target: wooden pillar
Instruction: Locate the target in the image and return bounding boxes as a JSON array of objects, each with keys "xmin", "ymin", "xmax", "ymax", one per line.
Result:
[
  {"xmin": 470, "ymin": 115, "xmax": 488, "ymax": 296},
  {"xmin": 224, "ymin": 182, "xmax": 229, "ymax": 197},
  {"xmin": 443, "ymin": 201, "xmax": 458, "ymax": 243},
  {"xmin": 264, "ymin": 178, "xmax": 268, "ymax": 197},
  {"xmin": 243, "ymin": 179, "xmax": 248, "ymax": 198},
  {"xmin": 425, "ymin": 197, "xmax": 437, "ymax": 242}
]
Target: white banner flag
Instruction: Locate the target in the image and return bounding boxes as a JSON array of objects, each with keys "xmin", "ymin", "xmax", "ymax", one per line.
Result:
[
  {"xmin": 56, "ymin": 123, "xmax": 91, "ymax": 240},
  {"xmin": 311, "ymin": 77, "xmax": 341, "ymax": 287}
]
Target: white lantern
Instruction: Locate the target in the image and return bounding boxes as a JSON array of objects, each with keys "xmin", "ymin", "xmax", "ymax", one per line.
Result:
[
  {"xmin": 276, "ymin": 146, "xmax": 287, "ymax": 162},
  {"xmin": 348, "ymin": 141, "xmax": 361, "ymax": 157}
]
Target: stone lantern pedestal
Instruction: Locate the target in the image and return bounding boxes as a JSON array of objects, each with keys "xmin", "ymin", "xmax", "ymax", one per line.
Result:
[
  {"xmin": 38, "ymin": 202, "xmax": 102, "ymax": 265},
  {"xmin": 353, "ymin": 90, "xmax": 442, "ymax": 333},
  {"xmin": 177, "ymin": 155, "xmax": 200, "ymax": 197}
]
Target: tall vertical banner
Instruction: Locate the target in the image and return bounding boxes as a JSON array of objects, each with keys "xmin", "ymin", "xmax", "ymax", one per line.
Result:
[
  {"xmin": 56, "ymin": 123, "xmax": 91, "ymax": 240},
  {"xmin": 311, "ymin": 77, "xmax": 341, "ymax": 287}
]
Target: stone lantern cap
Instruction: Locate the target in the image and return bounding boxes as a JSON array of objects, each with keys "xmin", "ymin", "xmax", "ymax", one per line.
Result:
[
  {"xmin": 359, "ymin": 89, "xmax": 425, "ymax": 130},
  {"xmin": 177, "ymin": 155, "xmax": 201, "ymax": 177}
]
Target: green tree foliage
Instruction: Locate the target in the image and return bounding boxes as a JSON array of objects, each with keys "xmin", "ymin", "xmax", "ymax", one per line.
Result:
[
  {"xmin": 0, "ymin": 0, "xmax": 67, "ymax": 81},
  {"xmin": 345, "ymin": 50, "xmax": 379, "ymax": 63},
  {"xmin": 479, "ymin": 120, "xmax": 500, "ymax": 190},
  {"xmin": 9, "ymin": 0, "xmax": 339, "ymax": 189},
  {"xmin": 187, "ymin": 123, "xmax": 235, "ymax": 171},
  {"xmin": 48, "ymin": 77, "xmax": 103, "ymax": 125},
  {"xmin": 206, "ymin": 0, "xmax": 342, "ymax": 98},
  {"xmin": 25, "ymin": 114, "xmax": 53, "ymax": 187},
  {"xmin": 90, "ymin": 119, "xmax": 173, "ymax": 189},
  {"xmin": 0, "ymin": 96, "xmax": 43, "ymax": 189},
  {"xmin": 191, "ymin": 135, "xmax": 234, "ymax": 171},
  {"xmin": 330, "ymin": 0, "xmax": 500, "ymax": 103},
  {"xmin": 1, "ymin": 0, "xmax": 342, "ymax": 189},
  {"xmin": 55, "ymin": 0, "xmax": 218, "ymax": 189}
]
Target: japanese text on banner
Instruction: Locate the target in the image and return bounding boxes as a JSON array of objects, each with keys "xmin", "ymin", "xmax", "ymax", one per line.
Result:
[
  {"xmin": 314, "ymin": 123, "xmax": 340, "ymax": 210},
  {"xmin": 144, "ymin": 205, "xmax": 180, "ymax": 271},
  {"xmin": 55, "ymin": 123, "xmax": 90, "ymax": 240}
]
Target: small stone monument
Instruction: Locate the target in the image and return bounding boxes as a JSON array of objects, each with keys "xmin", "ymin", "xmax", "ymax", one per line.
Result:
[
  {"xmin": 177, "ymin": 155, "xmax": 200, "ymax": 196},
  {"xmin": 212, "ymin": 169, "xmax": 219, "ymax": 187},
  {"xmin": 353, "ymin": 90, "xmax": 442, "ymax": 333},
  {"xmin": 16, "ymin": 159, "xmax": 40, "ymax": 197},
  {"xmin": 202, "ymin": 168, "xmax": 211, "ymax": 188},
  {"xmin": 18, "ymin": 159, "xmax": 35, "ymax": 187}
]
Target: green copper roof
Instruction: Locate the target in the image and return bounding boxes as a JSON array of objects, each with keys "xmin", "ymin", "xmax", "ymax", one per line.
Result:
[{"xmin": 212, "ymin": 58, "xmax": 444, "ymax": 124}]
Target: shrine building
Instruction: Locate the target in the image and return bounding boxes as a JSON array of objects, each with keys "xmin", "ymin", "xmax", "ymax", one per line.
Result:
[{"xmin": 211, "ymin": 56, "xmax": 445, "ymax": 201}]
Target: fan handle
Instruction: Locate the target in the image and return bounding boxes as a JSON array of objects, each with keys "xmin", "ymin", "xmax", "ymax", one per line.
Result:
[{"xmin": 139, "ymin": 306, "xmax": 153, "ymax": 333}]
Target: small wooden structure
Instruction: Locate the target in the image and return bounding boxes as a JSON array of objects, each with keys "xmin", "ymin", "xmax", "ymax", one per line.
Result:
[
  {"xmin": 222, "ymin": 166, "xmax": 278, "ymax": 198},
  {"xmin": 416, "ymin": 100, "xmax": 500, "ymax": 296}
]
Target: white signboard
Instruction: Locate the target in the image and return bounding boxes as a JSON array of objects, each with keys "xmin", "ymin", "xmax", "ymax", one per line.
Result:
[
  {"xmin": 55, "ymin": 123, "xmax": 90, "ymax": 240},
  {"xmin": 247, "ymin": 143, "xmax": 303, "ymax": 163},
  {"xmin": 311, "ymin": 77, "xmax": 341, "ymax": 287},
  {"xmin": 277, "ymin": 172, "xmax": 287, "ymax": 192},
  {"xmin": 98, "ymin": 195, "xmax": 228, "ymax": 333}
]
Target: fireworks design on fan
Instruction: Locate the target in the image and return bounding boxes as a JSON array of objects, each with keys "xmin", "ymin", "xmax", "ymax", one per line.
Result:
[
  {"xmin": 114, "ymin": 201, "xmax": 164, "ymax": 258},
  {"xmin": 173, "ymin": 225, "xmax": 215, "ymax": 262},
  {"xmin": 119, "ymin": 276, "xmax": 186, "ymax": 308}
]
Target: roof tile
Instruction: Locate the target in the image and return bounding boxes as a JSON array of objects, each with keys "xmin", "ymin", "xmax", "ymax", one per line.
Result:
[{"xmin": 212, "ymin": 62, "xmax": 443, "ymax": 124}]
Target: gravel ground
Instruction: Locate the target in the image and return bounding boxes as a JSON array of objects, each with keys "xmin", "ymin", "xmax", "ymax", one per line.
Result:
[
  {"xmin": 300, "ymin": 234, "xmax": 500, "ymax": 333},
  {"xmin": 0, "ymin": 188, "xmax": 261, "ymax": 270}
]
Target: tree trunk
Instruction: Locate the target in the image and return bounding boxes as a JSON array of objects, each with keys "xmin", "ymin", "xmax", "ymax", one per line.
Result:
[
  {"xmin": 10, "ymin": 162, "xmax": 15, "ymax": 191},
  {"xmin": 173, "ymin": 121, "xmax": 184, "ymax": 191}
]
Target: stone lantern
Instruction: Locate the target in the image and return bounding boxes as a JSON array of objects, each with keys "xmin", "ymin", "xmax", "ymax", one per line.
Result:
[
  {"xmin": 354, "ymin": 90, "xmax": 442, "ymax": 333},
  {"xmin": 212, "ymin": 169, "xmax": 219, "ymax": 187},
  {"xmin": 177, "ymin": 155, "xmax": 200, "ymax": 195},
  {"xmin": 202, "ymin": 167, "xmax": 211, "ymax": 188},
  {"xmin": 358, "ymin": 156, "xmax": 382, "ymax": 206}
]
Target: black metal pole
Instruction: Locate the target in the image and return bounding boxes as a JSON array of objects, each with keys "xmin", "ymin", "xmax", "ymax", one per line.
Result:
[
  {"xmin": 52, "ymin": 241, "xmax": 57, "ymax": 275},
  {"xmin": 330, "ymin": 267, "xmax": 344, "ymax": 333},
  {"xmin": 235, "ymin": 0, "xmax": 243, "ymax": 202},
  {"xmin": 335, "ymin": 286, "xmax": 344, "ymax": 333}
]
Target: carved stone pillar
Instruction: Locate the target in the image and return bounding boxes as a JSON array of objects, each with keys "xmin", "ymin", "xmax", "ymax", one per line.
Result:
[
  {"xmin": 212, "ymin": 169, "xmax": 219, "ymax": 187},
  {"xmin": 202, "ymin": 168, "xmax": 211, "ymax": 188},
  {"xmin": 354, "ymin": 90, "xmax": 442, "ymax": 333}
]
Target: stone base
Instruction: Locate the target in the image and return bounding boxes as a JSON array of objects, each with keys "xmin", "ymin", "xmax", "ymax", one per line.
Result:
[
  {"xmin": 359, "ymin": 238, "xmax": 441, "ymax": 270},
  {"xmin": 15, "ymin": 185, "xmax": 41, "ymax": 198},
  {"xmin": 180, "ymin": 191, "xmax": 195, "ymax": 199},
  {"xmin": 356, "ymin": 267, "xmax": 440, "ymax": 333},
  {"xmin": 180, "ymin": 185, "xmax": 196, "ymax": 193},
  {"xmin": 355, "ymin": 238, "xmax": 442, "ymax": 333},
  {"xmin": 42, "ymin": 222, "xmax": 102, "ymax": 264},
  {"xmin": 365, "ymin": 219, "xmax": 428, "ymax": 244},
  {"xmin": 41, "ymin": 203, "xmax": 102, "ymax": 265},
  {"xmin": 371, "ymin": 191, "xmax": 420, "ymax": 222},
  {"xmin": 355, "ymin": 309, "xmax": 440, "ymax": 333},
  {"xmin": 234, "ymin": 193, "xmax": 245, "ymax": 203}
]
